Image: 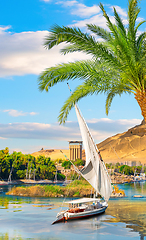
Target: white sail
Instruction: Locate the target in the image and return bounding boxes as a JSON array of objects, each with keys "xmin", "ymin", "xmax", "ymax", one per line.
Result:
[{"xmin": 75, "ymin": 104, "xmax": 112, "ymax": 202}]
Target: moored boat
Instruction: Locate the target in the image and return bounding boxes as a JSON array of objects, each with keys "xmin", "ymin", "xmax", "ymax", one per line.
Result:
[
  {"xmin": 52, "ymin": 198, "xmax": 108, "ymax": 224},
  {"xmin": 52, "ymin": 85, "xmax": 112, "ymax": 224}
]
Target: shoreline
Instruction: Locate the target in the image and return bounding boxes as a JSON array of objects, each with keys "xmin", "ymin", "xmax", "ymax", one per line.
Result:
[{"xmin": 1, "ymin": 178, "xmax": 145, "ymax": 186}]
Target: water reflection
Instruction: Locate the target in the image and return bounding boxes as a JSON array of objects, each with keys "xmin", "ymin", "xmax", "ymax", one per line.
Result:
[
  {"xmin": 104, "ymin": 200, "xmax": 146, "ymax": 239},
  {"xmin": 0, "ymin": 182, "xmax": 145, "ymax": 240},
  {"xmin": 0, "ymin": 233, "xmax": 61, "ymax": 240},
  {"xmin": 119, "ymin": 181, "xmax": 146, "ymax": 198},
  {"xmin": 0, "ymin": 233, "xmax": 23, "ymax": 240}
]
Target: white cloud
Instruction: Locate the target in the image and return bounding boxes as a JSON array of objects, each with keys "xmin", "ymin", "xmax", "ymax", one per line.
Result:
[
  {"xmin": 0, "ymin": 28, "xmax": 89, "ymax": 78},
  {"xmin": 0, "ymin": 26, "xmax": 11, "ymax": 34},
  {"xmin": 57, "ymin": 0, "xmax": 77, "ymax": 7},
  {"xmin": 3, "ymin": 109, "xmax": 38, "ymax": 117},
  {"xmin": 0, "ymin": 2, "xmax": 139, "ymax": 78},
  {"xmin": 57, "ymin": 1, "xmax": 103, "ymax": 18},
  {"xmin": 71, "ymin": 4, "xmax": 100, "ymax": 17},
  {"xmin": 70, "ymin": 13, "xmax": 107, "ymax": 29},
  {"xmin": 61, "ymin": 1, "xmax": 100, "ymax": 17},
  {"xmin": 0, "ymin": 118, "xmax": 141, "ymax": 143}
]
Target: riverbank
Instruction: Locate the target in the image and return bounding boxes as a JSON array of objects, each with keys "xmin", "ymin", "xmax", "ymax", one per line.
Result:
[
  {"xmin": 0, "ymin": 179, "xmax": 57, "ymax": 185},
  {"xmin": 0, "ymin": 175, "xmax": 140, "ymax": 186},
  {"xmin": 6, "ymin": 180, "xmax": 125, "ymax": 198}
]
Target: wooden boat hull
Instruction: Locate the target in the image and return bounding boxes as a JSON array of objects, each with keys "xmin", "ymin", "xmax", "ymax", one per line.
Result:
[
  {"xmin": 52, "ymin": 216, "xmax": 65, "ymax": 225},
  {"xmin": 52, "ymin": 206, "xmax": 107, "ymax": 224}
]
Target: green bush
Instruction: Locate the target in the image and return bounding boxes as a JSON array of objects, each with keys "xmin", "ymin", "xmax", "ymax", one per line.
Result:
[{"xmin": 62, "ymin": 160, "xmax": 71, "ymax": 169}]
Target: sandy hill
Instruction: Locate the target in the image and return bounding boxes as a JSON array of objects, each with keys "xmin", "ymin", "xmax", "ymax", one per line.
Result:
[
  {"xmin": 97, "ymin": 120, "xmax": 146, "ymax": 164},
  {"xmin": 31, "ymin": 149, "xmax": 70, "ymax": 160},
  {"xmin": 31, "ymin": 120, "xmax": 146, "ymax": 164}
]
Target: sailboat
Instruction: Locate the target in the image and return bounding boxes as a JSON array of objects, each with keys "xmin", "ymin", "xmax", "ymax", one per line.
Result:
[{"xmin": 52, "ymin": 103, "xmax": 112, "ymax": 224}]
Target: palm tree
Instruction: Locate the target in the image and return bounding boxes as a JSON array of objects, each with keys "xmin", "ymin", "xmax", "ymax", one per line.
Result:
[{"xmin": 38, "ymin": 0, "xmax": 146, "ymax": 124}]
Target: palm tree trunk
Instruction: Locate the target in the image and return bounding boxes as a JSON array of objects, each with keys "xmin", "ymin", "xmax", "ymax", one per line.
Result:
[{"xmin": 134, "ymin": 90, "xmax": 146, "ymax": 123}]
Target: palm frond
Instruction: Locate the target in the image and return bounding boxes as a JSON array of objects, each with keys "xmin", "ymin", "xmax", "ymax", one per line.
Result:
[
  {"xmin": 136, "ymin": 32, "xmax": 146, "ymax": 52},
  {"xmin": 87, "ymin": 24, "xmax": 112, "ymax": 41},
  {"xmin": 38, "ymin": 60, "xmax": 96, "ymax": 91},
  {"xmin": 38, "ymin": 0, "xmax": 146, "ymax": 123},
  {"xmin": 128, "ymin": 0, "xmax": 140, "ymax": 39},
  {"xmin": 58, "ymin": 81, "xmax": 103, "ymax": 124},
  {"xmin": 134, "ymin": 20, "xmax": 146, "ymax": 35},
  {"xmin": 105, "ymin": 92, "xmax": 116, "ymax": 115},
  {"xmin": 99, "ymin": 3, "xmax": 119, "ymax": 39},
  {"xmin": 113, "ymin": 7, "xmax": 127, "ymax": 37},
  {"xmin": 44, "ymin": 24, "xmax": 96, "ymax": 50},
  {"xmin": 105, "ymin": 87, "xmax": 132, "ymax": 115}
]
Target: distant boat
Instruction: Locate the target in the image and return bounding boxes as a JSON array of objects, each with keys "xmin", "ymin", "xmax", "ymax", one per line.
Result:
[
  {"xmin": 133, "ymin": 172, "xmax": 146, "ymax": 182},
  {"xmin": 52, "ymin": 102, "xmax": 112, "ymax": 224},
  {"xmin": 133, "ymin": 195, "xmax": 144, "ymax": 198}
]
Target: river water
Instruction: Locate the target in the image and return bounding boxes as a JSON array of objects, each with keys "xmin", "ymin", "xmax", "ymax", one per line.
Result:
[{"xmin": 0, "ymin": 181, "xmax": 146, "ymax": 240}]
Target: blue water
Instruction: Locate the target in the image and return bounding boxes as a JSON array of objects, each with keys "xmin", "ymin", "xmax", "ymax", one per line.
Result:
[{"xmin": 0, "ymin": 182, "xmax": 146, "ymax": 240}]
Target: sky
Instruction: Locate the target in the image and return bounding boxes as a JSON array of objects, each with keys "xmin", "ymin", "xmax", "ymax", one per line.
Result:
[{"xmin": 0, "ymin": 0, "xmax": 145, "ymax": 154}]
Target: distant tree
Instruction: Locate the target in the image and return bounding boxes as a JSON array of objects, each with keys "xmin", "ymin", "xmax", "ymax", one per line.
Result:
[
  {"xmin": 57, "ymin": 172, "xmax": 66, "ymax": 181},
  {"xmin": 115, "ymin": 162, "xmax": 120, "ymax": 168},
  {"xmin": 106, "ymin": 163, "xmax": 114, "ymax": 169},
  {"xmin": 0, "ymin": 150, "xmax": 58, "ymax": 181},
  {"xmin": 136, "ymin": 166, "xmax": 142, "ymax": 174},
  {"xmin": 55, "ymin": 158, "xmax": 64, "ymax": 164},
  {"xmin": 4, "ymin": 147, "xmax": 9, "ymax": 155},
  {"xmin": 74, "ymin": 159, "xmax": 84, "ymax": 166},
  {"xmin": 62, "ymin": 160, "xmax": 72, "ymax": 169},
  {"xmin": 119, "ymin": 165, "xmax": 134, "ymax": 175}
]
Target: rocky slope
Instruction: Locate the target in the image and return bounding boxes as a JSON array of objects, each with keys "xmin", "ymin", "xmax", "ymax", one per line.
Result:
[
  {"xmin": 31, "ymin": 120, "xmax": 146, "ymax": 164},
  {"xmin": 97, "ymin": 119, "xmax": 146, "ymax": 164}
]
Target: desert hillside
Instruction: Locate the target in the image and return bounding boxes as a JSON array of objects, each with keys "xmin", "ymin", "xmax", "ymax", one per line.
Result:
[
  {"xmin": 31, "ymin": 149, "xmax": 70, "ymax": 160},
  {"xmin": 97, "ymin": 119, "xmax": 146, "ymax": 164},
  {"xmin": 31, "ymin": 120, "xmax": 146, "ymax": 164}
]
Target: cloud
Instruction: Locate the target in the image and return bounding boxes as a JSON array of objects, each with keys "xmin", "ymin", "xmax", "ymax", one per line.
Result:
[
  {"xmin": 0, "ymin": 26, "xmax": 11, "ymax": 34},
  {"xmin": 55, "ymin": 1, "xmax": 127, "ymax": 29},
  {"xmin": 0, "ymin": 2, "xmax": 139, "ymax": 78},
  {"xmin": 58, "ymin": 1, "xmax": 100, "ymax": 17},
  {"xmin": 0, "ymin": 118, "xmax": 141, "ymax": 143},
  {"xmin": 70, "ymin": 13, "xmax": 108, "ymax": 29},
  {"xmin": 0, "ymin": 28, "xmax": 88, "ymax": 78},
  {"xmin": 72, "ymin": 4, "xmax": 100, "ymax": 17},
  {"xmin": 57, "ymin": 0, "xmax": 77, "ymax": 7},
  {"xmin": 3, "ymin": 109, "xmax": 38, "ymax": 117}
]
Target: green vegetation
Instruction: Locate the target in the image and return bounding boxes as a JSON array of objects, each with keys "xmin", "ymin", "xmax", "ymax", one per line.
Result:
[
  {"xmin": 105, "ymin": 163, "xmax": 146, "ymax": 175},
  {"xmin": 62, "ymin": 160, "xmax": 72, "ymax": 169},
  {"xmin": 6, "ymin": 179, "xmax": 125, "ymax": 198},
  {"xmin": 74, "ymin": 159, "xmax": 84, "ymax": 166},
  {"xmin": 6, "ymin": 180, "xmax": 93, "ymax": 198},
  {"xmin": 61, "ymin": 158, "xmax": 84, "ymax": 169},
  {"xmin": 0, "ymin": 148, "xmax": 65, "ymax": 181},
  {"xmin": 39, "ymin": 0, "xmax": 146, "ymax": 124},
  {"xmin": 119, "ymin": 165, "xmax": 134, "ymax": 175}
]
